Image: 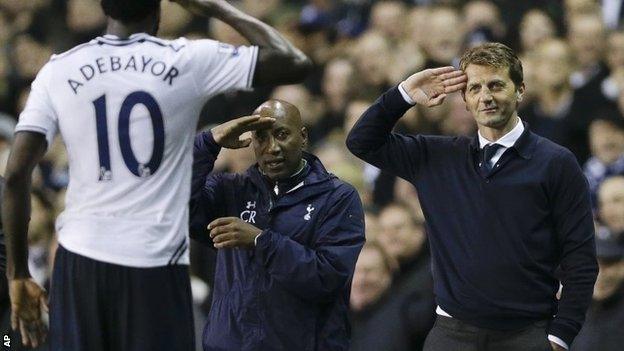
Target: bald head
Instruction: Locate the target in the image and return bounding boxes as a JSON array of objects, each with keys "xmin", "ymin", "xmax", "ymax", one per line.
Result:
[
  {"xmin": 254, "ymin": 99, "xmax": 303, "ymax": 129},
  {"xmin": 252, "ymin": 99, "xmax": 308, "ymax": 180}
]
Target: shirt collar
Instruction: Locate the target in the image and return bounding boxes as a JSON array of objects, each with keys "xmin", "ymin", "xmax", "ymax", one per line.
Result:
[
  {"xmin": 99, "ymin": 32, "xmax": 149, "ymax": 42},
  {"xmin": 477, "ymin": 116, "xmax": 524, "ymax": 149}
]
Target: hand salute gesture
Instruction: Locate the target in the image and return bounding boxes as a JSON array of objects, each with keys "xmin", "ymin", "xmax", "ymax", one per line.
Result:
[
  {"xmin": 401, "ymin": 66, "xmax": 467, "ymax": 107},
  {"xmin": 211, "ymin": 115, "xmax": 275, "ymax": 149}
]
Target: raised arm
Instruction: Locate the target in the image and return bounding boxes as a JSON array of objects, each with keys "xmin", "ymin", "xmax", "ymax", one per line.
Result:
[
  {"xmin": 346, "ymin": 67, "xmax": 466, "ymax": 181},
  {"xmin": 174, "ymin": 0, "xmax": 312, "ymax": 86},
  {"xmin": 2, "ymin": 131, "xmax": 48, "ymax": 348},
  {"xmin": 190, "ymin": 115, "xmax": 274, "ymax": 245}
]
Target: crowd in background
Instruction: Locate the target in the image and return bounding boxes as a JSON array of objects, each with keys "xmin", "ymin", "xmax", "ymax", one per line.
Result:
[{"xmin": 0, "ymin": 0, "xmax": 624, "ymax": 350}]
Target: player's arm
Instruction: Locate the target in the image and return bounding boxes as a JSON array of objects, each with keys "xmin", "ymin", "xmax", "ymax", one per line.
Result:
[
  {"xmin": 174, "ymin": 0, "xmax": 312, "ymax": 86},
  {"xmin": 2, "ymin": 131, "xmax": 48, "ymax": 348}
]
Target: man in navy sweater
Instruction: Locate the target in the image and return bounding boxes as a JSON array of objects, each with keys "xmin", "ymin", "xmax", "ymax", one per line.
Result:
[
  {"xmin": 346, "ymin": 42, "xmax": 597, "ymax": 351},
  {"xmin": 191, "ymin": 100, "xmax": 365, "ymax": 350}
]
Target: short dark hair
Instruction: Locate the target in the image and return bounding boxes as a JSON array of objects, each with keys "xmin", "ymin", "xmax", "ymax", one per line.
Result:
[
  {"xmin": 101, "ymin": 0, "xmax": 161, "ymax": 23},
  {"xmin": 459, "ymin": 42, "xmax": 524, "ymax": 89}
]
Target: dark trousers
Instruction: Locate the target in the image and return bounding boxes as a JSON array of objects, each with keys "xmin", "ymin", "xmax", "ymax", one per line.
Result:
[
  {"xmin": 50, "ymin": 245, "xmax": 195, "ymax": 351},
  {"xmin": 423, "ymin": 315, "xmax": 552, "ymax": 351}
]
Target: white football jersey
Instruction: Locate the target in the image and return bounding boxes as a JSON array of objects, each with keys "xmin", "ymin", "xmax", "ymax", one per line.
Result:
[{"xmin": 16, "ymin": 33, "xmax": 258, "ymax": 267}]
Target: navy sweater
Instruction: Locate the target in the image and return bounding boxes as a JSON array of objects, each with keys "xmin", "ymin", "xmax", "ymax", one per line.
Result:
[{"xmin": 346, "ymin": 86, "xmax": 598, "ymax": 346}]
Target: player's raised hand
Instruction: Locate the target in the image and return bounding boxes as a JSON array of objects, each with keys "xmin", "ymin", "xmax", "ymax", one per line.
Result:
[
  {"xmin": 401, "ymin": 66, "xmax": 467, "ymax": 107},
  {"xmin": 212, "ymin": 115, "xmax": 275, "ymax": 149},
  {"xmin": 208, "ymin": 217, "xmax": 263, "ymax": 249},
  {"xmin": 9, "ymin": 278, "xmax": 48, "ymax": 348}
]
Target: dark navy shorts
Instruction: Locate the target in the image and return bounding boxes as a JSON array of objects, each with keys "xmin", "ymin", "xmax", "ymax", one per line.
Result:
[{"xmin": 49, "ymin": 245, "xmax": 195, "ymax": 351}]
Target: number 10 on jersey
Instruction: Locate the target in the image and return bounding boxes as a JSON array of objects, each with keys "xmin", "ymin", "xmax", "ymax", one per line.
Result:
[{"xmin": 92, "ymin": 91, "xmax": 165, "ymax": 181}]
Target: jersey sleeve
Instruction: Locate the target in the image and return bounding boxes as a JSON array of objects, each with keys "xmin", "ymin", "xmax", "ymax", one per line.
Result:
[
  {"xmin": 185, "ymin": 39, "xmax": 258, "ymax": 98},
  {"xmin": 15, "ymin": 63, "xmax": 58, "ymax": 148}
]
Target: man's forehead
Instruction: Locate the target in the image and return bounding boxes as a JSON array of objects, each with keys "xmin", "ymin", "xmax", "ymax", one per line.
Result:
[
  {"xmin": 254, "ymin": 104, "xmax": 287, "ymax": 119},
  {"xmin": 465, "ymin": 64, "xmax": 510, "ymax": 84}
]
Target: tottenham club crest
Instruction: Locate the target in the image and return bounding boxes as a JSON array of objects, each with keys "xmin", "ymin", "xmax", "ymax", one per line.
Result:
[
  {"xmin": 304, "ymin": 204, "xmax": 315, "ymax": 221},
  {"xmin": 240, "ymin": 201, "xmax": 257, "ymax": 223}
]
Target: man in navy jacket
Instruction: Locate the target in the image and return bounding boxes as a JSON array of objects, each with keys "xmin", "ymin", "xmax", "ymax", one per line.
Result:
[
  {"xmin": 346, "ymin": 43, "xmax": 597, "ymax": 351},
  {"xmin": 190, "ymin": 100, "xmax": 365, "ymax": 351}
]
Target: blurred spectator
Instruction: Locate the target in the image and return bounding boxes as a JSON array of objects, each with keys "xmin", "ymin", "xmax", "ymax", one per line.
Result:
[
  {"xmin": 463, "ymin": 1, "xmax": 506, "ymax": 47},
  {"xmin": 65, "ymin": 0, "xmax": 105, "ymax": 43},
  {"xmin": 584, "ymin": 119, "xmax": 624, "ymax": 208},
  {"xmin": 27, "ymin": 188, "xmax": 55, "ymax": 288},
  {"xmin": 420, "ymin": 6, "xmax": 464, "ymax": 67},
  {"xmin": 567, "ymin": 12, "xmax": 610, "ymax": 109},
  {"xmin": 598, "ymin": 176, "xmax": 624, "ymax": 238},
  {"xmin": 158, "ymin": 0, "xmax": 193, "ymax": 38},
  {"xmin": 11, "ymin": 34, "xmax": 52, "ymax": 81},
  {"xmin": 319, "ymin": 57, "xmax": 355, "ymax": 135},
  {"xmin": 519, "ymin": 9, "xmax": 557, "ymax": 53},
  {"xmin": 602, "ymin": 0, "xmax": 624, "ymax": 29},
  {"xmin": 369, "ymin": 1, "xmax": 406, "ymax": 43},
  {"xmin": 601, "ymin": 30, "xmax": 624, "ymax": 102},
  {"xmin": 350, "ymin": 203, "xmax": 435, "ymax": 351},
  {"xmin": 350, "ymin": 241, "xmax": 395, "ymax": 313},
  {"xmin": 521, "ymin": 37, "xmax": 606, "ymax": 162},
  {"xmin": 440, "ymin": 93, "xmax": 477, "ymax": 136},
  {"xmin": 0, "ymin": 112, "xmax": 14, "ymax": 175},
  {"xmin": 565, "ymin": 0, "xmax": 601, "ymax": 18},
  {"xmin": 571, "ymin": 228, "xmax": 624, "ymax": 350},
  {"xmin": 351, "ymin": 31, "xmax": 393, "ymax": 99}
]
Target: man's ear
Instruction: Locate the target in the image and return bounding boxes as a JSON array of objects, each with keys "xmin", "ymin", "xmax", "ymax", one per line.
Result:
[
  {"xmin": 301, "ymin": 127, "xmax": 308, "ymax": 148},
  {"xmin": 516, "ymin": 82, "xmax": 526, "ymax": 103}
]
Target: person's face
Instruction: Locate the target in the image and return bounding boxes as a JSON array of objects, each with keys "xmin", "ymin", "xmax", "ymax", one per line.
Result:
[
  {"xmin": 354, "ymin": 33, "xmax": 391, "ymax": 87},
  {"xmin": 252, "ymin": 106, "xmax": 307, "ymax": 181},
  {"xmin": 568, "ymin": 16, "xmax": 605, "ymax": 68},
  {"xmin": 600, "ymin": 181, "xmax": 624, "ymax": 233},
  {"xmin": 378, "ymin": 207, "xmax": 425, "ymax": 262},
  {"xmin": 593, "ymin": 259, "xmax": 624, "ymax": 301},
  {"xmin": 67, "ymin": 0, "xmax": 105, "ymax": 33},
  {"xmin": 371, "ymin": 2, "xmax": 405, "ymax": 40},
  {"xmin": 351, "ymin": 247, "xmax": 392, "ymax": 311},
  {"xmin": 589, "ymin": 121, "xmax": 624, "ymax": 165},
  {"xmin": 463, "ymin": 64, "xmax": 523, "ymax": 130},
  {"xmin": 607, "ymin": 32, "xmax": 624, "ymax": 70},
  {"xmin": 322, "ymin": 60, "xmax": 354, "ymax": 100},
  {"xmin": 535, "ymin": 41, "xmax": 573, "ymax": 89},
  {"xmin": 520, "ymin": 11, "xmax": 556, "ymax": 51},
  {"xmin": 423, "ymin": 10, "xmax": 463, "ymax": 64}
]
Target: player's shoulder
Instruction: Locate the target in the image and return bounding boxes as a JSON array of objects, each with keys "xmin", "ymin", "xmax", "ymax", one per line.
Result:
[{"xmin": 49, "ymin": 39, "xmax": 100, "ymax": 63}]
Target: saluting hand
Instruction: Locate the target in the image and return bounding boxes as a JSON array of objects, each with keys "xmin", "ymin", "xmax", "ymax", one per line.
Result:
[
  {"xmin": 208, "ymin": 217, "xmax": 263, "ymax": 249},
  {"xmin": 212, "ymin": 115, "xmax": 275, "ymax": 149},
  {"xmin": 9, "ymin": 278, "xmax": 48, "ymax": 348},
  {"xmin": 401, "ymin": 66, "xmax": 467, "ymax": 107}
]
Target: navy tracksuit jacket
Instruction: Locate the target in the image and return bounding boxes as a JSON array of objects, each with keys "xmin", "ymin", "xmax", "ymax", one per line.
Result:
[{"xmin": 190, "ymin": 131, "xmax": 365, "ymax": 351}]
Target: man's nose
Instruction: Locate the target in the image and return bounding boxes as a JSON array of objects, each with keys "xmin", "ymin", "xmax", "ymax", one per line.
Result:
[
  {"xmin": 480, "ymin": 90, "xmax": 493, "ymax": 103},
  {"xmin": 267, "ymin": 137, "xmax": 280, "ymax": 154}
]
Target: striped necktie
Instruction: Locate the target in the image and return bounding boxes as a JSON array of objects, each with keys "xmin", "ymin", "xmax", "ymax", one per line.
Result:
[{"xmin": 481, "ymin": 143, "xmax": 503, "ymax": 173}]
